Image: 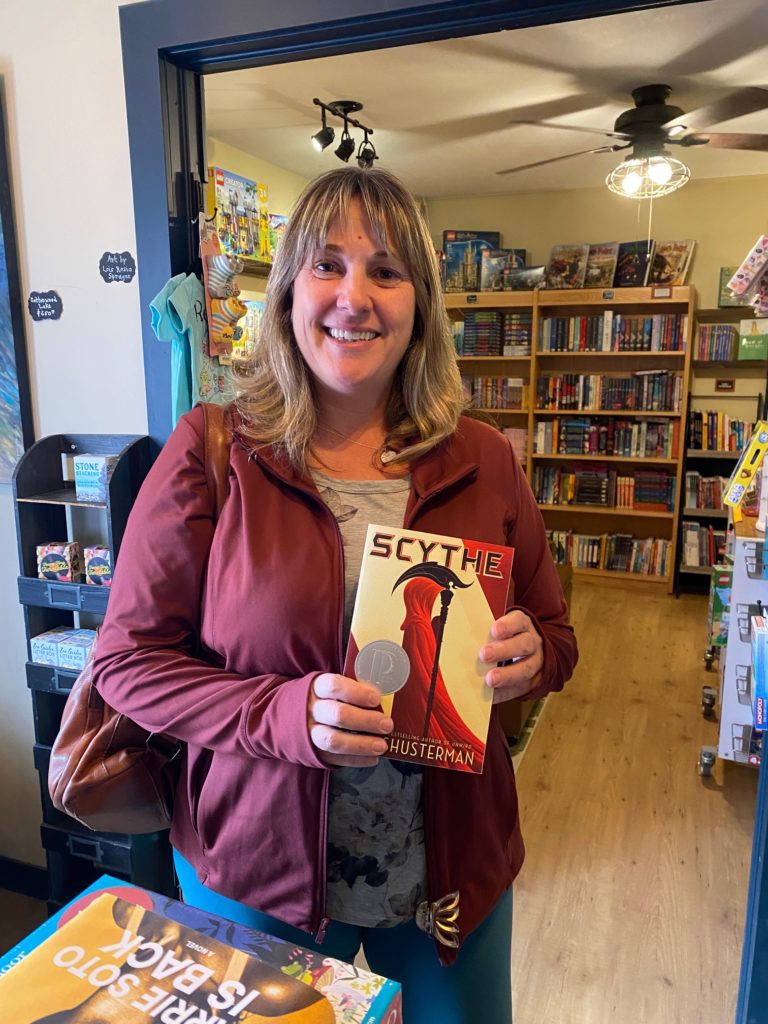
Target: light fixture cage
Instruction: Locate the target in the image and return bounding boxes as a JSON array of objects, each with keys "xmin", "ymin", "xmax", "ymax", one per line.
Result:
[{"xmin": 606, "ymin": 154, "xmax": 691, "ymax": 199}]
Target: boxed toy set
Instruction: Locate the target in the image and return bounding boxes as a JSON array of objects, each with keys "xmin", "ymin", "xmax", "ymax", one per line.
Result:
[
  {"xmin": 206, "ymin": 166, "xmax": 271, "ymax": 264},
  {"xmin": 36, "ymin": 541, "xmax": 82, "ymax": 582},
  {"xmin": 30, "ymin": 627, "xmax": 97, "ymax": 669}
]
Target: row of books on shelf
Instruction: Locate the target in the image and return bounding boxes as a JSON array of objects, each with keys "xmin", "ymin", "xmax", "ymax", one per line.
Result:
[
  {"xmin": 684, "ymin": 471, "xmax": 729, "ymax": 510},
  {"xmin": 544, "ymin": 238, "xmax": 694, "ymax": 290},
  {"xmin": 451, "ymin": 310, "xmax": 533, "ymax": 356},
  {"xmin": 682, "ymin": 521, "xmax": 727, "ymax": 568},
  {"xmin": 461, "ymin": 375, "xmax": 526, "ymax": 410},
  {"xmin": 534, "ymin": 416, "xmax": 680, "ymax": 460},
  {"xmin": 439, "ymin": 230, "xmax": 694, "ymax": 294},
  {"xmin": 538, "ymin": 311, "xmax": 688, "ymax": 353},
  {"xmin": 534, "ymin": 464, "xmax": 676, "ymax": 511},
  {"xmin": 695, "ymin": 318, "xmax": 768, "ymax": 361},
  {"xmin": 536, "ymin": 370, "xmax": 683, "ymax": 413},
  {"xmin": 547, "ymin": 529, "xmax": 672, "ymax": 577},
  {"xmin": 687, "ymin": 411, "xmax": 754, "ymax": 452}
]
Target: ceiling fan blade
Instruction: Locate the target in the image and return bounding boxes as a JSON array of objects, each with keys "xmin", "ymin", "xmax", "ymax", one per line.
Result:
[
  {"xmin": 496, "ymin": 144, "xmax": 628, "ymax": 176},
  {"xmin": 509, "ymin": 119, "xmax": 630, "ymax": 141},
  {"xmin": 678, "ymin": 131, "xmax": 768, "ymax": 152},
  {"xmin": 663, "ymin": 87, "xmax": 768, "ymax": 132}
]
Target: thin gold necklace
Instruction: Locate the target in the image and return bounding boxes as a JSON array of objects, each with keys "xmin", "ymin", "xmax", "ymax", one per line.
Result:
[{"xmin": 317, "ymin": 425, "xmax": 397, "ymax": 463}]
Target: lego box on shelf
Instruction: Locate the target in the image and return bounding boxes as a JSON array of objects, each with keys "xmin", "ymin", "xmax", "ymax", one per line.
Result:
[
  {"xmin": 207, "ymin": 166, "xmax": 270, "ymax": 264},
  {"xmin": 0, "ymin": 875, "xmax": 402, "ymax": 1024}
]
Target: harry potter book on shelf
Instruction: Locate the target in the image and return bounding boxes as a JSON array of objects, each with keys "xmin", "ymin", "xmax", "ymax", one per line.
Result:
[
  {"xmin": 0, "ymin": 876, "xmax": 402, "ymax": 1024},
  {"xmin": 584, "ymin": 242, "xmax": 619, "ymax": 288},
  {"xmin": 544, "ymin": 243, "xmax": 589, "ymax": 288},
  {"xmin": 647, "ymin": 239, "xmax": 695, "ymax": 285},
  {"xmin": 344, "ymin": 524, "xmax": 513, "ymax": 774},
  {"xmin": 614, "ymin": 240, "xmax": 655, "ymax": 287}
]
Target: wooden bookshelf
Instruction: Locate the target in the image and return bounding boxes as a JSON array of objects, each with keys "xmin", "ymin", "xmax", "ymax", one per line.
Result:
[{"xmin": 446, "ymin": 286, "xmax": 695, "ymax": 590}]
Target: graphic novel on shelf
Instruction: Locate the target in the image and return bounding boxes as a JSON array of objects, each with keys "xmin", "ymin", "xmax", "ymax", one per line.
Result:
[
  {"xmin": 344, "ymin": 524, "xmax": 513, "ymax": 774},
  {"xmin": 614, "ymin": 239, "xmax": 655, "ymax": 287},
  {"xmin": 544, "ymin": 243, "xmax": 590, "ymax": 289},
  {"xmin": 584, "ymin": 242, "xmax": 619, "ymax": 288},
  {"xmin": 647, "ymin": 239, "xmax": 695, "ymax": 286},
  {"xmin": 0, "ymin": 876, "xmax": 402, "ymax": 1024}
]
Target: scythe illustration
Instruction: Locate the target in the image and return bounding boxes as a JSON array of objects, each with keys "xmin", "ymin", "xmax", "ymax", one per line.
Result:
[{"xmin": 393, "ymin": 562, "xmax": 472, "ymax": 738}]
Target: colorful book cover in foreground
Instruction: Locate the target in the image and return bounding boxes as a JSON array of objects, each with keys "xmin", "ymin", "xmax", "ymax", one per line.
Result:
[
  {"xmin": 345, "ymin": 524, "xmax": 514, "ymax": 774},
  {"xmin": 0, "ymin": 876, "xmax": 401, "ymax": 1024}
]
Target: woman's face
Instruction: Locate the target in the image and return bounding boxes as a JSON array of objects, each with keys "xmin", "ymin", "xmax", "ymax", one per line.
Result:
[{"xmin": 291, "ymin": 198, "xmax": 416, "ymax": 408}]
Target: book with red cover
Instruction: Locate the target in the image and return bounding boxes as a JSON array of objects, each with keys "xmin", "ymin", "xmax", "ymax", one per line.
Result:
[{"xmin": 344, "ymin": 524, "xmax": 514, "ymax": 774}]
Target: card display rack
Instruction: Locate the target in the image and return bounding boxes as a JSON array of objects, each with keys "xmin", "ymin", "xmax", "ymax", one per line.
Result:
[{"xmin": 12, "ymin": 432, "xmax": 175, "ymax": 911}]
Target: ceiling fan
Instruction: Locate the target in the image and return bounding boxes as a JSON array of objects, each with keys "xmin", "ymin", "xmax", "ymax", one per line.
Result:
[{"xmin": 496, "ymin": 83, "xmax": 768, "ymax": 176}]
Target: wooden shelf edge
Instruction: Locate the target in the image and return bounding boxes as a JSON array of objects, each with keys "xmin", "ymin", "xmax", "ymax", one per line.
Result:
[
  {"xmin": 532, "ymin": 453, "xmax": 677, "ymax": 464},
  {"xmin": 539, "ymin": 504, "xmax": 674, "ymax": 519}
]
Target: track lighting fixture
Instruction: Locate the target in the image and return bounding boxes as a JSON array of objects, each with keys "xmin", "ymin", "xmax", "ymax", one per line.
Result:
[
  {"xmin": 312, "ymin": 98, "xmax": 378, "ymax": 165},
  {"xmin": 356, "ymin": 130, "xmax": 378, "ymax": 169},
  {"xmin": 311, "ymin": 107, "xmax": 335, "ymax": 152}
]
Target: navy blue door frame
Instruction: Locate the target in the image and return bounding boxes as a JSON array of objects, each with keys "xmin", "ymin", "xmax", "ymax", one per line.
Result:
[{"xmin": 120, "ymin": 3, "xmax": 765, "ymax": 1019}]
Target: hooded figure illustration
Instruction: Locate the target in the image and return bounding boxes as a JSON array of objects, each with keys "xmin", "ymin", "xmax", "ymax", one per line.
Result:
[{"xmin": 391, "ymin": 576, "xmax": 486, "ymax": 771}]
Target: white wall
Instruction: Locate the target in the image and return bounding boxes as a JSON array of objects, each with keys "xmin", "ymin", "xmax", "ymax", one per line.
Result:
[{"xmin": 0, "ymin": 1, "xmax": 147, "ymax": 864}]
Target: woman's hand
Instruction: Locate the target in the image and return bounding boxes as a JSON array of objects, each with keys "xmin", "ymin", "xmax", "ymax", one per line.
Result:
[
  {"xmin": 479, "ymin": 610, "xmax": 545, "ymax": 704},
  {"xmin": 308, "ymin": 673, "xmax": 394, "ymax": 767}
]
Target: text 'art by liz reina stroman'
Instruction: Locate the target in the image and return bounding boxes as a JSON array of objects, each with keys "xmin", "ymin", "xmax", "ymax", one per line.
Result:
[{"xmin": 345, "ymin": 524, "xmax": 514, "ymax": 774}]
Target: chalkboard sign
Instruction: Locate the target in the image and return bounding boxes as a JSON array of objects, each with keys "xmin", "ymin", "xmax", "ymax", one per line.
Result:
[
  {"xmin": 28, "ymin": 290, "xmax": 63, "ymax": 321},
  {"xmin": 99, "ymin": 250, "xmax": 136, "ymax": 284}
]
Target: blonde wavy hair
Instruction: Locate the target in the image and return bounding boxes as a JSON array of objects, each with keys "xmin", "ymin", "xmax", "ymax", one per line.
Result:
[{"xmin": 234, "ymin": 166, "xmax": 465, "ymax": 471}]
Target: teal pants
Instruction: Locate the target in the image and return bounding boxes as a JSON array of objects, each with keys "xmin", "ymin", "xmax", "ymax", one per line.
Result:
[{"xmin": 173, "ymin": 850, "xmax": 513, "ymax": 1023}]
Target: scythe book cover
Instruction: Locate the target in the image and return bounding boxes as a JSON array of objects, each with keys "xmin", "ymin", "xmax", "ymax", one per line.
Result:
[{"xmin": 345, "ymin": 524, "xmax": 514, "ymax": 774}]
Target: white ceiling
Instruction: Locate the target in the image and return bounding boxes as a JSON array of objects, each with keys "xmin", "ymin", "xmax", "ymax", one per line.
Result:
[{"xmin": 203, "ymin": 0, "xmax": 768, "ymax": 198}]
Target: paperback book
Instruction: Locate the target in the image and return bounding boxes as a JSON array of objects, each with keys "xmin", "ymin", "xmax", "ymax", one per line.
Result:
[
  {"xmin": 0, "ymin": 875, "xmax": 401, "ymax": 1024},
  {"xmin": 647, "ymin": 239, "xmax": 695, "ymax": 285},
  {"xmin": 614, "ymin": 240, "xmax": 655, "ymax": 287},
  {"xmin": 544, "ymin": 243, "xmax": 589, "ymax": 288},
  {"xmin": 584, "ymin": 242, "xmax": 619, "ymax": 288},
  {"xmin": 344, "ymin": 524, "xmax": 514, "ymax": 774}
]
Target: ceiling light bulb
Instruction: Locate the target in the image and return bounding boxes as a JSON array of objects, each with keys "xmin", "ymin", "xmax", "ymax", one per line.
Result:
[
  {"xmin": 648, "ymin": 158, "xmax": 673, "ymax": 184},
  {"xmin": 621, "ymin": 171, "xmax": 643, "ymax": 196}
]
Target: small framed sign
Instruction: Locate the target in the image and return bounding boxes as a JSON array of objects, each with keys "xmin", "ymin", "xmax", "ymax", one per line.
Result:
[
  {"xmin": 715, "ymin": 379, "xmax": 736, "ymax": 392},
  {"xmin": 99, "ymin": 251, "xmax": 136, "ymax": 284},
  {"xmin": 27, "ymin": 290, "xmax": 63, "ymax": 321},
  {"xmin": 651, "ymin": 285, "xmax": 673, "ymax": 300}
]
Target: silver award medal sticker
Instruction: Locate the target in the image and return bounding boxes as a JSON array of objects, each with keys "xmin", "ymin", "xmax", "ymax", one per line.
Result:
[{"xmin": 355, "ymin": 639, "xmax": 411, "ymax": 695}]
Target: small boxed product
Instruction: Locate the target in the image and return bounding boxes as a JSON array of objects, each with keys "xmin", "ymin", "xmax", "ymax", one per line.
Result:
[
  {"xmin": 707, "ymin": 566, "xmax": 732, "ymax": 646},
  {"xmin": 442, "ymin": 229, "xmax": 501, "ymax": 292},
  {"xmin": 751, "ymin": 615, "xmax": 768, "ymax": 730},
  {"xmin": 36, "ymin": 541, "xmax": 82, "ymax": 582},
  {"xmin": 0, "ymin": 875, "xmax": 402, "ymax": 1024},
  {"xmin": 29, "ymin": 627, "xmax": 77, "ymax": 666},
  {"xmin": 56, "ymin": 630, "xmax": 97, "ymax": 672},
  {"xmin": 73, "ymin": 454, "xmax": 119, "ymax": 502},
  {"xmin": 83, "ymin": 544, "xmax": 112, "ymax": 586}
]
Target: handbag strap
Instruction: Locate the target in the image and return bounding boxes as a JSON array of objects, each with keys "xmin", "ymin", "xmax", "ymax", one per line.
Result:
[{"xmin": 202, "ymin": 402, "xmax": 233, "ymax": 522}]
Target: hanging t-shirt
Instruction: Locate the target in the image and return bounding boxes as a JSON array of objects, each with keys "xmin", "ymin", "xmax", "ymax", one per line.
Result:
[{"xmin": 150, "ymin": 273, "xmax": 235, "ymax": 426}]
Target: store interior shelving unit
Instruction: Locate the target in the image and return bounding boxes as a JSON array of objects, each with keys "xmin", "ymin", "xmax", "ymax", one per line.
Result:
[
  {"xmin": 12, "ymin": 432, "xmax": 175, "ymax": 912},
  {"xmin": 676, "ymin": 305, "xmax": 768, "ymax": 592},
  {"xmin": 445, "ymin": 286, "xmax": 695, "ymax": 591}
]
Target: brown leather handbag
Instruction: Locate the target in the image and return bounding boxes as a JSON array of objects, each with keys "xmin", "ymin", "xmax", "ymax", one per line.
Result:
[{"xmin": 47, "ymin": 403, "xmax": 232, "ymax": 834}]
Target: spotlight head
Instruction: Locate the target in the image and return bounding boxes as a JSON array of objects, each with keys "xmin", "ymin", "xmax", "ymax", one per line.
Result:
[
  {"xmin": 356, "ymin": 138, "xmax": 378, "ymax": 169},
  {"xmin": 311, "ymin": 124, "xmax": 335, "ymax": 152},
  {"xmin": 335, "ymin": 132, "xmax": 356, "ymax": 163}
]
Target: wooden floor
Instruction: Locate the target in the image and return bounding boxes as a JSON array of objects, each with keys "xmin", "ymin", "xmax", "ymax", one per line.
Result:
[{"xmin": 512, "ymin": 582, "xmax": 758, "ymax": 1024}]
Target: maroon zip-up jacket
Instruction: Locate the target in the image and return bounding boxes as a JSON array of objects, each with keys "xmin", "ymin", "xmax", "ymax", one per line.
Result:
[{"xmin": 92, "ymin": 404, "xmax": 577, "ymax": 963}]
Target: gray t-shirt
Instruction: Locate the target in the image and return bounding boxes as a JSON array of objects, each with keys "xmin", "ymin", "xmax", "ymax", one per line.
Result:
[{"xmin": 311, "ymin": 470, "xmax": 428, "ymax": 928}]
